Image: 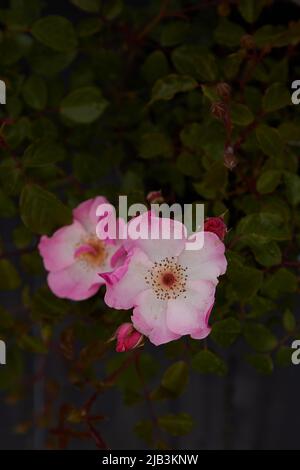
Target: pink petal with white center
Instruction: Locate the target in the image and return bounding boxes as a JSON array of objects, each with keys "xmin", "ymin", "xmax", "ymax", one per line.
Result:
[
  {"xmin": 125, "ymin": 212, "xmax": 187, "ymax": 263},
  {"xmin": 102, "ymin": 248, "xmax": 152, "ymax": 310},
  {"xmin": 47, "ymin": 261, "xmax": 103, "ymax": 301},
  {"xmin": 190, "ymin": 305, "xmax": 213, "ymax": 340},
  {"xmin": 166, "ymin": 281, "xmax": 215, "ymax": 335},
  {"xmin": 38, "ymin": 220, "xmax": 86, "ymax": 272},
  {"xmin": 178, "ymin": 232, "xmax": 227, "ymax": 284},
  {"xmin": 131, "ymin": 289, "xmax": 180, "ymax": 346},
  {"xmin": 73, "ymin": 196, "xmax": 108, "ymax": 233}
]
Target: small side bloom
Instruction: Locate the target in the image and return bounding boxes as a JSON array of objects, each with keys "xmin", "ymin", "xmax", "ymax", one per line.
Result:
[
  {"xmin": 38, "ymin": 196, "xmax": 125, "ymax": 301},
  {"xmin": 114, "ymin": 323, "xmax": 144, "ymax": 352}
]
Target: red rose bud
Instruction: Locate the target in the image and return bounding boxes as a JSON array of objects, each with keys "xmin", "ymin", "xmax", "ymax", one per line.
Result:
[
  {"xmin": 224, "ymin": 146, "xmax": 238, "ymax": 170},
  {"xmin": 216, "ymin": 82, "xmax": 231, "ymax": 100},
  {"xmin": 114, "ymin": 323, "xmax": 144, "ymax": 352},
  {"xmin": 204, "ymin": 217, "xmax": 227, "ymax": 241},
  {"xmin": 211, "ymin": 101, "xmax": 227, "ymax": 121},
  {"xmin": 146, "ymin": 190, "xmax": 164, "ymax": 204}
]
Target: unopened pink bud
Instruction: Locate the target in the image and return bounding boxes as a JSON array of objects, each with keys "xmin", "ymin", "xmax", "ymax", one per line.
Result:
[{"xmin": 114, "ymin": 323, "xmax": 144, "ymax": 352}]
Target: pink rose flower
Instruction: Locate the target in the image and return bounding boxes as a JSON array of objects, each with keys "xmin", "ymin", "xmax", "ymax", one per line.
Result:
[
  {"xmin": 204, "ymin": 217, "xmax": 227, "ymax": 241},
  {"xmin": 38, "ymin": 197, "xmax": 124, "ymax": 301},
  {"xmin": 101, "ymin": 213, "xmax": 227, "ymax": 346},
  {"xmin": 114, "ymin": 323, "xmax": 144, "ymax": 352}
]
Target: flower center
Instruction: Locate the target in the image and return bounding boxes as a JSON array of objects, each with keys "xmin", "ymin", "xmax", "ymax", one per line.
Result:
[
  {"xmin": 145, "ymin": 256, "xmax": 187, "ymax": 300},
  {"xmin": 75, "ymin": 237, "xmax": 108, "ymax": 268}
]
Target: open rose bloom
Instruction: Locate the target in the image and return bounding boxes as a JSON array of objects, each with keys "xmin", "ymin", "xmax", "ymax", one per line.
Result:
[
  {"xmin": 38, "ymin": 197, "xmax": 124, "ymax": 301},
  {"xmin": 101, "ymin": 213, "xmax": 227, "ymax": 346}
]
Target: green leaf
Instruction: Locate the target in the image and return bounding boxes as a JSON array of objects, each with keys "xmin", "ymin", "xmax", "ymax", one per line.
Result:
[
  {"xmin": 256, "ymin": 170, "xmax": 281, "ymax": 194},
  {"xmin": 177, "ymin": 151, "xmax": 202, "ymax": 177},
  {"xmin": 231, "ymin": 103, "xmax": 254, "ymax": 126},
  {"xmin": 284, "ymin": 172, "xmax": 300, "ymax": 206},
  {"xmin": 160, "ymin": 22, "xmax": 190, "ymax": 47},
  {"xmin": 139, "ymin": 132, "xmax": 172, "ymax": 159},
  {"xmin": 228, "ymin": 262, "xmax": 263, "ymax": 300},
  {"xmin": 192, "ymin": 350, "xmax": 227, "ymax": 376},
  {"xmin": 237, "ymin": 212, "xmax": 291, "ymax": 243},
  {"xmin": 70, "ymin": 0, "xmax": 101, "ymax": 13},
  {"xmin": 283, "ymin": 309, "xmax": 296, "ymax": 332},
  {"xmin": 211, "ymin": 318, "xmax": 241, "ymax": 347},
  {"xmin": 246, "ymin": 353, "xmax": 273, "ymax": 374},
  {"xmin": 250, "ymin": 241, "xmax": 282, "ymax": 267},
  {"xmin": 253, "ymin": 25, "xmax": 284, "ymax": 48},
  {"xmin": 0, "ymin": 260, "xmax": 21, "ymax": 290},
  {"xmin": 244, "ymin": 323, "xmax": 277, "ymax": 352},
  {"xmin": 158, "ymin": 413, "xmax": 193, "ymax": 437},
  {"xmin": 193, "ymin": 163, "xmax": 228, "ymax": 199},
  {"xmin": 78, "ymin": 18, "xmax": 103, "ymax": 37},
  {"xmin": 141, "ymin": 51, "xmax": 169, "ymax": 84},
  {"xmin": 60, "ymin": 86, "xmax": 109, "ymax": 124},
  {"xmin": 262, "ymin": 83, "xmax": 291, "ymax": 113},
  {"xmin": 214, "ymin": 19, "xmax": 245, "ymax": 47},
  {"xmin": 31, "ymin": 15, "xmax": 78, "ymax": 52},
  {"xmin": 275, "ymin": 347, "xmax": 293, "ymax": 367},
  {"xmin": 20, "ymin": 184, "xmax": 72, "ymax": 234},
  {"xmin": 0, "ymin": 159, "xmax": 24, "ymax": 195},
  {"xmin": 161, "ymin": 361, "xmax": 189, "ymax": 398},
  {"xmin": 22, "ymin": 75, "xmax": 47, "ymax": 110},
  {"xmin": 201, "ymin": 85, "xmax": 219, "ymax": 102},
  {"xmin": 263, "ymin": 268, "xmax": 298, "ymax": 299},
  {"xmin": 103, "ymin": 0, "xmax": 123, "ymax": 20},
  {"xmin": 248, "ymin": 296, "xmax": 276, "ymax": 319},
  {"xmin": 23, "ymin": 140, "xmax": 66, "ymax": 167},
  {"xmin": 172, "ymin": 46, "xmax": 218, "ymax": 81},
  {"xmin": 223, "ymin": 50, "xmax": 245, "ymax": 79},
  {"xmin": 150, "ymin": 74, "xmax": 198, "ymax": 104},
  {"xmin": 238, "ymin": 0, "xmax": 265, "ymax": 23},
  {"xmin": 180, "ymin": 122, "xmax": 203, "ymax": 153},
  {"xmin": 256, "ymin": 124, "xmax": 284, "ymax": 159}
]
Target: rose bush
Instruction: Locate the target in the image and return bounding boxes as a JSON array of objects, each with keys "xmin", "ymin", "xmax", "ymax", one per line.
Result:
[{"xmin": 0, "ymin": 0, "xmax": 300, "ymax": 449}]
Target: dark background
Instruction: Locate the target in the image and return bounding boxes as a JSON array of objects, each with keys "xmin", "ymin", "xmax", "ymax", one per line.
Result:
[
  {"xmin": 0, "ymin": 0, "xmax": 300, "ymax": 450},
  {"xmin": 1, "ymin": 348, "xmax": 300, "ymax": 449}
]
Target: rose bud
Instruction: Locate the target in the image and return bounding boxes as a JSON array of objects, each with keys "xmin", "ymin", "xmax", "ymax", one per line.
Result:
[
  {"xmin": 204, "ymin": 217, "xmax": 227, "ymax": 241},
  {"xmin": 224, "ymin": 146, "xmax": 238, "ymax": 170},
  {"xmin": 216, "ymin": 82, "xmax": 231, "ymax": 100},
  {"xmin": 114, "ymin": 323, "xmax": 144, "ymax": 352},
  {"xmin": 211, "ymin": 101, "xmax": 227, "ymax": 121},
  {"xmin": 146, "ymin": 190, "xmax": 164, "ymax": 204}
]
